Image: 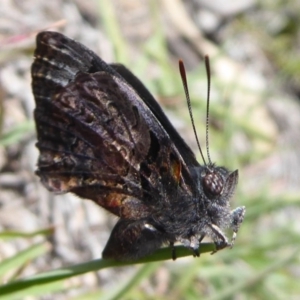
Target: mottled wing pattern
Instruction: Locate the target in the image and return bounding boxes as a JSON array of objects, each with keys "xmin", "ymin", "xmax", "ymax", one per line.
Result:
[
  {"xmin": 32, "ymin": 32, "xmax": 195, "ymax": 219},
  {"xmin": 110, "ymin": 63, "xmax": 199, "ymax": 167}
]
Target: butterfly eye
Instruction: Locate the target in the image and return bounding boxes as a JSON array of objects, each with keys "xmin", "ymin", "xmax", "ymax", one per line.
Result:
[{"xmin": 202, "ymin": 171, "xmax": 224, "ymax": 198}]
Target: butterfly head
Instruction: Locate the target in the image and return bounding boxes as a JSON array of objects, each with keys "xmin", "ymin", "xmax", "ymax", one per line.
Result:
[{"xmin": 201, "ymin": 165, "xmax": 238, "ymax": 204}]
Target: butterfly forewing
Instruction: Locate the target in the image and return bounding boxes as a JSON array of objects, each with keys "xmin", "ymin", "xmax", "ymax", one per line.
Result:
[{"xmin": 33, "ymin": 33, "xmax": 192, "ymax": 217}]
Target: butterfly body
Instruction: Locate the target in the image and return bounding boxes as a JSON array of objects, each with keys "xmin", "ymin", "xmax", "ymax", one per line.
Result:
[{"xmin": 32, "ymin": 31, "xmax": 245, "ymax": 261}]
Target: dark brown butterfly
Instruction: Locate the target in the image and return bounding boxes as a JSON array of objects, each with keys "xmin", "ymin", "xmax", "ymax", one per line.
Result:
[{"xmin": 31, "ymin": 31, "xmax": 245, "ymax": 261}]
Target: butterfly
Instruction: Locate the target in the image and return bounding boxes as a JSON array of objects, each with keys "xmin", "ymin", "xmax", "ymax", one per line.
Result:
[{"xmin": 31, "ymin": 31, "xmax": 245, "ymax": 261}]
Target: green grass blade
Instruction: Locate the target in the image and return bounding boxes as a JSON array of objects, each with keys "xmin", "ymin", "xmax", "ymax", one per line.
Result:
[
  {"xmin": 0, "ymin": 242, "xmax": 49, "ymax": 278},
  {"xmin": 0, "ymin": 243, "xmax": 214, "ymax": 298}
]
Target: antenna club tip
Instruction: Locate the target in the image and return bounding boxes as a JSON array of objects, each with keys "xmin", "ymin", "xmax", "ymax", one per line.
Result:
[{"xmin": 179, "ymin": 59, "xmax": 184, "ymax": 70}]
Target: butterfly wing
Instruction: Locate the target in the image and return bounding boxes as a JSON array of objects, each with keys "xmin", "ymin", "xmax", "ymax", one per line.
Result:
[
  {"xmin": 32, "ymin": 32, "xmax": 197, "ymax": 217},
  {"xmin": 32, "ymin": 31, "xmax": 112, "ymax": 106},
  {"xmin": 32, "ymin": 32, "xmax": 209, "ymax": 260},
  {"xmin": 32, "ymin": 31, "xmax": 198, "ymax": 167},
  {"xmin": 110, "ymin": 63, "xmax": 199, "ymax": 167}
]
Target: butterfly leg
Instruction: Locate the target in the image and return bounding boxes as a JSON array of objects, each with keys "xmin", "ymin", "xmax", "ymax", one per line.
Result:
[
  {"xmin": 190, "ymin": 235, "xmax": 200, "ymax": 257},
  {"xmin": 170, "ymin": 242, "xmax": 176, "ymax": 260},
  {"xmin": 191, "ymin": 234, "xmax": 206, "ymax": 257},
  {"xmin": 229, "ymin": 206, "xmax": 246, "ymax": 247},
  {"xmin": 209, "ymin": 224, "xmax": 229, "ymax": 254},
  {"xmin": 179, "ymin": 234, "xmax": 205, "ymax": 257}
]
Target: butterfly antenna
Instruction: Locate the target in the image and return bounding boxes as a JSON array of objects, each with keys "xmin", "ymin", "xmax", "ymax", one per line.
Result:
[
  {"xmin": 179, "ymin": 60, "xmax": 207, "ymax": 166},
  {"xmin": 204, "ymin": 56, "xmax": 212, "ymax": 166}
]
